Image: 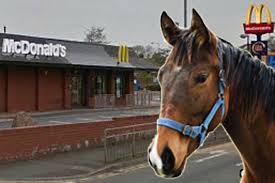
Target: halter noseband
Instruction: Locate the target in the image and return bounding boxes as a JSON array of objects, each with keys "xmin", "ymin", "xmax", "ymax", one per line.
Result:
[{"xmin": 157, "ymin": 40, "xmax": 225, "ymax": 146}]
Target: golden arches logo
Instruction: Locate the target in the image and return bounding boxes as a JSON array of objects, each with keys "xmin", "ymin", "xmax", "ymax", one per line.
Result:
[
  {"xmin": 243, "ymin": 4, "xmax": 274, "ymax": 34},
  {"xmin": 245, "ymin": 4, "xmax": 272, "ymax": 25},
  {"xmin": 118, "ymin": 45, "xmax": 129, "ymax": 63}
]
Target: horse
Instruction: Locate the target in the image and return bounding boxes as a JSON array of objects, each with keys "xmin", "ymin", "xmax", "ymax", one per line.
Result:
[{"xmin": 148, "ymin": 9, "xmax": 275, "ymax": 183}]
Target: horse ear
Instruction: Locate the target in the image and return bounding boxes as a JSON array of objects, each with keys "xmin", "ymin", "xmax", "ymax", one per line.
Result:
[
  {"xmin": 160, "ymin": 11, "xmax": 181, "ymax": 46},
  {"xmin": 191, "ymin": 9, "xmax": 211, "ymax": 47}
]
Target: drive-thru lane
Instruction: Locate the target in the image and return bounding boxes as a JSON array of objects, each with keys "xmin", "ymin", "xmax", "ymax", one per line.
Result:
[{"xmin": 90, "ymin": 143, "xmax": 241, "ymax": 183}]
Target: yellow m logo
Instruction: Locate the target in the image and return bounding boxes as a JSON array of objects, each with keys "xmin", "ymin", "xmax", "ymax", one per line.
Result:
[
  {"xmin": 118, "ymin": 45, "xmax": 129, "ymax": 63},
  {"xmin": 245, "ymin": 4, "xmax": 272, "ymax": 25}
]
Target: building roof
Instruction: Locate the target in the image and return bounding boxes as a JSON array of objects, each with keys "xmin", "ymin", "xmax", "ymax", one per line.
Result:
[{"xmin": 0, "ymin": 33, "xmax": 158, "ymax": 71}]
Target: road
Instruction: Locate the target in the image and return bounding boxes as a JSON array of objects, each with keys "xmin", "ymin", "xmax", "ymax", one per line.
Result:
[
  {"xmin": 88, "ymin": 143, "xmax": 241, "ymax": 183},
  {"xmin": 0, "ymin": 107, "xmax": 160, "ymax": 129}
]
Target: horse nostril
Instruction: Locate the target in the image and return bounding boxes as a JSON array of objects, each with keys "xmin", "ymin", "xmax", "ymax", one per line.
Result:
[{"xmin": 161, "ymin": 146, "xmax": 175, "ymax": 174}]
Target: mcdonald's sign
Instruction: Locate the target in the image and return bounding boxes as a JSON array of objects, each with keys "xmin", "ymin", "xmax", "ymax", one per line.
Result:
[
  {"xmin": 118, "ymin": 45, "xmax": 129, "ymax": 63},
  {"xmin": 243, "ymin": 4, "xmax": 274, "ymax": 34}
]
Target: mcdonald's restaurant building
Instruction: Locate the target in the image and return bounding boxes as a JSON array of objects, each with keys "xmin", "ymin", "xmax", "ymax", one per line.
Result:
[{"xmin": 0, "ymin": 33, "xmax": 158, "ymax": 113}]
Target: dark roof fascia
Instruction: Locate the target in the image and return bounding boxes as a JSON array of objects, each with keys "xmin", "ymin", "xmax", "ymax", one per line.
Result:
[{"xmin": 0, "ymin": 60, "xmax": 135, "ymax": 71}]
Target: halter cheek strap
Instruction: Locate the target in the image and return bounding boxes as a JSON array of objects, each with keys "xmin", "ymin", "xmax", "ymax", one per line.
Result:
[{"xmin": 157, "ymin": 40, "xmax": 225, "ymax": 146}]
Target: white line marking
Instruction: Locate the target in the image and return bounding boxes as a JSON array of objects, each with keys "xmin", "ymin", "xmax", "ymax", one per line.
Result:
[
  {"xmin": 0, "ymin": 119, "xmax": 12, "ymax": 122},
  {"xmin": 49, "ymin": 120, "xmax": 70, "ymax": 124},
  {"xmin": 194, "ymin": 150, "xmax": 228, "ymax": 163},
  {"xmin": 76, "ymin": 118, "xmax": 91, "ymax": 121},
  {"xmin": 235, "ymin": 162, "xmax": 243, "ymax": 167}
]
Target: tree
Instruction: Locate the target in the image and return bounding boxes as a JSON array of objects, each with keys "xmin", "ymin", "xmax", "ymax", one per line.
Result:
[
  {"xmin": 150, "ymin": 47, "xmax": 170, "ymax": 66},
  {"xmin": 84, "ymin": 26, "xmax": 109, "ymax": 44},
  {"xmin": 132, "ymin": 45, "xmax": 146, "ymax": 58},
  {"xmin": 132, "ymin": 44, "xmax": 170, "ymax": 91}
]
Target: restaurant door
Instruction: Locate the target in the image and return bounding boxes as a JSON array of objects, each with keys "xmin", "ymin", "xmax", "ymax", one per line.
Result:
[{"xmin": 71, "ymin": 72, "xmax": 85, "ymax": 107}]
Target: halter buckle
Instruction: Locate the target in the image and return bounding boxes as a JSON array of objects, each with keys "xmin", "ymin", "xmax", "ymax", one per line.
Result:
[
  {"xmin": 219, "ymin": 69, "xmax": 226, "ymax": 87},
  {"xmin": 219, "ymin": 69, "xmax": 225, "ymax": 78},
  {"xmin": 182, "ymin": 125, "xmax": 192, "ymax": 136},
  {"xmin": 218, "ymin": 92, "xmax": 224, "ymax": 99}
]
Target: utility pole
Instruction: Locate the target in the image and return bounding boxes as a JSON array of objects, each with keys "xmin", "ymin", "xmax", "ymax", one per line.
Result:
[{"xmin": 184, "ymin": 0, "xmax": 187, "ymax": 28}]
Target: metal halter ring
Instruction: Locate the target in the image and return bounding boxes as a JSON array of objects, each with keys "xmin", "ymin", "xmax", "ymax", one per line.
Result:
[{"xmin": 182, "ymin": 125, "xmax": 192, "ymax": 135}]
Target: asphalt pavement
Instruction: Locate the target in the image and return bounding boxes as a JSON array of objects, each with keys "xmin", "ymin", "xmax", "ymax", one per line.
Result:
[
  {"xmin": 89, "ymin": 143, "xmax": 241, "ymax": 183},
  {"xmin": 0, "ymin": 107, "xmax": 160, "ymax": 129},
  {"xmin": 0, "ymin": 142, "xmax": 241, "ymax": 183}
]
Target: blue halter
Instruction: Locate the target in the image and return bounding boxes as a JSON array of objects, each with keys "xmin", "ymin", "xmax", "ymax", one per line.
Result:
[{"xmin": 157, "ymin": 41, "xmax": 225, "ymax": 146}]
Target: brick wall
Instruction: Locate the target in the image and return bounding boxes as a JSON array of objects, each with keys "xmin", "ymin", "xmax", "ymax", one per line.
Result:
[
  {"xmin": 0, "ymin": 67, "xmax": 6, "ymax": 112},
  {"xmin": 0, "ymin": 115, "xmax": 158, "ymax": 162}
]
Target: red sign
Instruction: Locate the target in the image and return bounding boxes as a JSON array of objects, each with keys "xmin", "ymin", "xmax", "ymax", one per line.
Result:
[{"xmin": 243, "ymin": 23, "xmax": 274, "ymax": 34}]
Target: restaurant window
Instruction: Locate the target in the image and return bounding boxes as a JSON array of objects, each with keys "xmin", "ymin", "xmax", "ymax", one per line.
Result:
[
  {"xmin": 95, "ymin": 74, "xmax": 106, "ymax": 94},
  {"xmin": 116, "ymin": 74, "xmax": 124, "ymax": 98}
]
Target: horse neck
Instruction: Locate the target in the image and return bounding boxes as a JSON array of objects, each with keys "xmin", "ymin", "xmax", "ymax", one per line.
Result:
[{"xmin": 220, "ymin": 43, "xmax": 275, "ymax": 182}]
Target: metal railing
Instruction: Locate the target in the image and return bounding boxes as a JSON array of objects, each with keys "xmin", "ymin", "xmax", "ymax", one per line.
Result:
[
  {"xmin": 104, "ymin": 123, "xmax": 156, "ymax": 163},
  {"xmin": 94, "ymin": 91, "xmax": 160, "ymax": 108},
  {"xmin": 104, "ymin": 124, "xmax": 230, "ymax": 163},
  {"xmin": 94, "ymin": 94, "xmax": 115, "ymax": 108},
  {"xmin": 126, "ymin": 91, "xmax": 160, "ymax": 107}
]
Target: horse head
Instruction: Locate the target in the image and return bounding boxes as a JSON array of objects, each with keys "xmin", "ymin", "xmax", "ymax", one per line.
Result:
[{"xmin": 148, "ymin": 9, "xmax": 229, "ymax": 178}]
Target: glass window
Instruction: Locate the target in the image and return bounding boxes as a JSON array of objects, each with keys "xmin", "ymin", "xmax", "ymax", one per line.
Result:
[
  {"xmin": 95, "ymin": 74, "xmax": 106, "ymax": 94},
  {"xmin": 116, "ymin": 74, "xmax": 124, "ymax": 98}
]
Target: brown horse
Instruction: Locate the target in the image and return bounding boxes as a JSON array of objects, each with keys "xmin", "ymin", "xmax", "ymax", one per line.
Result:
[{"xmin": 148, "ymin": 9, "xmax": 275, "ymax": 183}]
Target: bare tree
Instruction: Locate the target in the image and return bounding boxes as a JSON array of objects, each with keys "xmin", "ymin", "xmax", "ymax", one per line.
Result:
[{"xmin": 84, "ymin": 26, "xmax": 109, "ymax": 44}]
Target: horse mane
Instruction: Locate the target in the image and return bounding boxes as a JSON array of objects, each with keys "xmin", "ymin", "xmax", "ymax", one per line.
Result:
[{"xmin": 219, "ymin": 39, "xmax": 275, "ymax": 122}]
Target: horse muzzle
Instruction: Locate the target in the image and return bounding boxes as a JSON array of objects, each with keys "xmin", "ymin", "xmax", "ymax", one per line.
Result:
[{"xmin": 148, "ymin": 142, "xmax": 184, "ymax": 178}]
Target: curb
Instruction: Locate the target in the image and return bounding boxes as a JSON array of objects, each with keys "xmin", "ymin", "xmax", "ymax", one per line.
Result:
[{"xmin": 0, "ymin": 106, "xmax": 160, "ymax": 120}]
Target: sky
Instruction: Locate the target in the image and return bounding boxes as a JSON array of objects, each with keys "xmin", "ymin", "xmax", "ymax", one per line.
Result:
[{"xmin": 0, "ymin": 0, "xmax": 274, "ymax": 48}]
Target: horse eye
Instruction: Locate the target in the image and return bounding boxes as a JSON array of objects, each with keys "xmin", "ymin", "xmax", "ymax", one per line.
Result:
[{"xmin": 195, "ymin": 74, "xmax": 208, "ymax": 83}]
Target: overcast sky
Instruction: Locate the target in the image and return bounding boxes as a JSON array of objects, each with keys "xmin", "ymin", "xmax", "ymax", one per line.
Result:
[{"xmin": 0, "ymin": 0, "xmax": 274, "ymax": 47}]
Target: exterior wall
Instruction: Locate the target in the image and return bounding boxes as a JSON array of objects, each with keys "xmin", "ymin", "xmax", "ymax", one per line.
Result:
[
  {"xmin": 0, "ymin": 115, "xmax": 158, "ymax": 162},
  {"xmin": 0, "ymin": 66, "xmax": 134, "ymax": 112},
  {"xmin": 126, "ymin": 71, "xmax": 134, "ymax": 94},
  {"xmin": 87, "ymin": 70, "xmax": 95, "ymax": 108},
  {"xmin": 38, "ymin": 68, "xmax": 64, "ymax": 111},
  {"xmin": 7, "ymin": 66, "xmax": 36, "ymax": 112},
  {"xmin": 63, "ymin": 69, "xmax": 72, "ymax": 109},
  {"xmin": 0, "ymin": 67, "xmax": 7, "ymax": 112},
  {"xmin": 110, "ymin": 71, "xmax": 116, "ymax": 94}
]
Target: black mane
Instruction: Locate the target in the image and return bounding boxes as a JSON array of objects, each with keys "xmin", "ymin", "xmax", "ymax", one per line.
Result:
[{"xmin": 219, "ymin": 39, "xmax": 275, "ymax": 122}]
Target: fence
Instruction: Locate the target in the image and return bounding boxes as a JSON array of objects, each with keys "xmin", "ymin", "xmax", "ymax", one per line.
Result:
[
  {"xmin": 104, "ymin": 123, "xmax": 156, "ymax": 163},
  {"xmin": 94, "ymin": 94, "xmax": 115, "ymax": 108},
  {"xmin": 104, "ymin": 124, "xmax": 229, "ymax": 163},
  {"xmin": 94, "ymin": 91, "xmax": 161, "ymax": 108},
  {"xmin": 126, "ymin": 91, "xmax": 160, "ymax": 107}
]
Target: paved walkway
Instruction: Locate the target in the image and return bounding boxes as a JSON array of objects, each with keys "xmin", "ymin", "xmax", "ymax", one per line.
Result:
[
  {"xmin": 0, "ymin": 106, "xmax": 160, "ymax": 129},
  {"xmin": 0, "ymin": 147, "xmax": 106, "ymax": 181}
]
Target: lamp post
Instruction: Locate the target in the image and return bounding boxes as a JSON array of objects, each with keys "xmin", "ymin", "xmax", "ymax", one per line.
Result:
[
  {"xmin": 184, "ymin": 0, "xmax": 187, "ymax": 28},
  {"xmin": 240, "ymin": 34, "xmax": 250, "ymax": 52}
]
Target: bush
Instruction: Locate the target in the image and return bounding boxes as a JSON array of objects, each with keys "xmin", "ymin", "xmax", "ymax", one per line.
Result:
[{"xmin": 145, "ymin": 84, "xmax": 160, "ymax": 91}]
